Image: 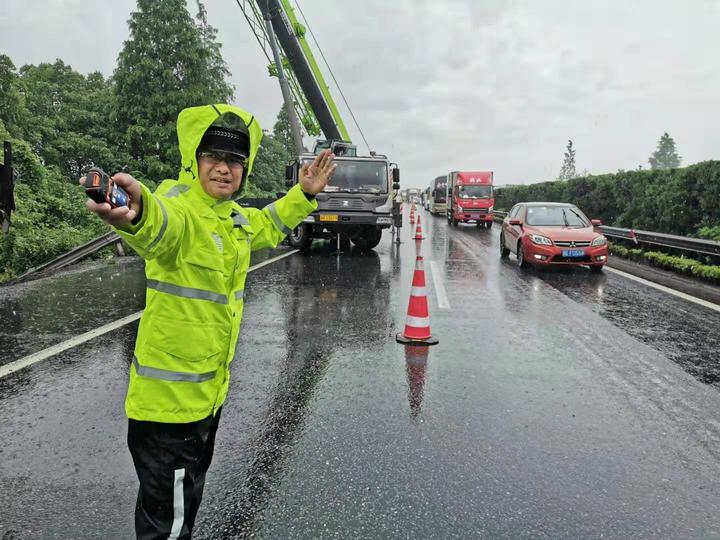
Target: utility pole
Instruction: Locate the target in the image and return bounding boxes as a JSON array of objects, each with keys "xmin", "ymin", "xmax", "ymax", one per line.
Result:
[{"xmin": 263, "ymin": 0, "xmax": 305, "ymax": 155}]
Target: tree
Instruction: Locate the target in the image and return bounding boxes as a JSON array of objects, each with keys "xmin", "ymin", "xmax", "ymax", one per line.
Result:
[
  {"xmin": 649, "ymin": 132, "xmax": 681, "ymax": 170},
  {"xmin": 114, "ymin": 0, "xmax": 234, "ymax": 181},
  {"xmin": 244, "ymin": 133, "xmax": 288, "ymax": 197},
  {"xmin": 0, "ymin": 55, "xmax": 27, "ymax": 137},
  {"xmin": 195, "ymin": 1, "xmax": 235, "ymax": 102},
  {"xmin": 241, "ymin": 107, "xmax": 298, "ymax": 198},
  {"xmin": 272, "ymin": 107, "xmax": 297, "ymax": 161},
  {"xmin": 19, "ymin": 61, "xmax": 129, "ymax": 179},
  {"xmin": 558, "ymin": 139, "xmax": 576, "ymax": 180}
]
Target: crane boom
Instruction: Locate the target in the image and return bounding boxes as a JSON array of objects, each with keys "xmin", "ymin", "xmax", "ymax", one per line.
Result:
[{"xmin": 257, "ymin": 0, "xmax": 350, "ymax": 142}]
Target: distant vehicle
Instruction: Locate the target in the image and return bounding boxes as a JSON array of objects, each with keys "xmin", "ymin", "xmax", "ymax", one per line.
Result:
[
  {"xmin": 406, "ymin": 187, "xmax": 421, "ymax": 204},
  {"xmin": 500, "ymin": 202, "xmax": 608, "ymax": 272},
  {"xmin": 428, "ymin": 175, "xmax": 447, "ymax": 215},
  {"xmin": 422, "ymin": 186, "xmax": 431, "ymax": 210},
  {"xmin": 446, "ymin": 171, "xmax": 494, "ymax": 228}
]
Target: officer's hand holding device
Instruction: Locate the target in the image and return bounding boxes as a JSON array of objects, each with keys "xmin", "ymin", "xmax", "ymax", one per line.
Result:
[{"xmin": 80, "ymin": 168, "xmax": 143, "ymax": 228}]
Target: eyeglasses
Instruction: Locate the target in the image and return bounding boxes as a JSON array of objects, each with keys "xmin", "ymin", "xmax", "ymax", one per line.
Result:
[{"xmin": 198, "ymin": 151, "xmax": 246, "ymax": 168}]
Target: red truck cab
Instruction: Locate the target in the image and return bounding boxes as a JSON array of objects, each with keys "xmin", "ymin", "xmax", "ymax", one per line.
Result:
[{"xmin": 446, "ymin": 171, "xmax": 494, "ymax": 228}]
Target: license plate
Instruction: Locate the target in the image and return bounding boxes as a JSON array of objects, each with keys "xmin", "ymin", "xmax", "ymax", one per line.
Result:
[
  {"xmin": 562, "ymin": 249, "xmax": 585, "ymax": 257},
  {"xmin": 319, "ymin": 214, "xmax": 339, "ymax": 222}
]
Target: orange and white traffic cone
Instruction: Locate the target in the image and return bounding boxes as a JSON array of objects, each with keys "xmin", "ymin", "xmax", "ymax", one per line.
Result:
[
  {"xmin": 410, "ymin": 204, "xmax": 415, "ymax": 226},
  {"xmin": 414, "ymin": 215, "xmax": 425, "ymax": 240},
  {"xmin": 396, "ymin": 253, "xmax": 439, "ymax": 345}
]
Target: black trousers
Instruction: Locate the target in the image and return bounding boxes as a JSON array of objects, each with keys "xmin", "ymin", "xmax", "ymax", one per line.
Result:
[{"xmin": 127, "ymin": 408, "xmax": 222, "ymax": 540}]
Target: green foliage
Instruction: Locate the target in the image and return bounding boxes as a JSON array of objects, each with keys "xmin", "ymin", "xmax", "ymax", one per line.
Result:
[
  {"xmin": 0, "ymin": 158, "xmax": 106, "ymax": 280},
  {"xmin": 558, "ymin": 139, "xmax": 576, "ymax": 180},
  {"xmin": 0, "ymin": 55, "xmax": 27, "ymax": 137},
  {"xmin": 273, "ymin": 107, "xmax": 298, "ymax": 158},
  {"xmin": 649, "ymin": 132, "xmax": 681, "ymax": 170},
  {"xmin": 609, "ymin": 243, "xmax": 720, "ymax": 284},
  {"xmin": 19, "ymin": 61, "xmax": 132, "ymax": 179},
  {"xmin": 242, "ymin": 108, "xmax": 297, "ymax": 198},
  {"xmin": 245, "ymin": 133, "xmax": 291, "ymax": 198},
  {"xmin": 495, "ymin": 161, "xmax": 720, "ymax": 237},
  {"xmin": 0, "ymin": 0, "xmax": 237, "ymax": 281},
  {"xmin": 697, "ymin": 225, "xmax": 720, "ymax": 241},
  {"xmin": 114, "ymin": 0, "xmax": 234, "ymax": 181}
]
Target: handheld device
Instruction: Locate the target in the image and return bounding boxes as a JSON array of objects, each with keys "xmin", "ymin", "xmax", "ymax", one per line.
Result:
[{"xmin": 85, "ymin": 168, "xmax": 129, "ymax": 208}]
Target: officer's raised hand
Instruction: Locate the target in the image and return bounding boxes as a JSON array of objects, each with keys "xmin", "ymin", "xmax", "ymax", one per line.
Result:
[
  {"xmin": 299, "ymin": 149, "xmax": 337, "ymax": 196},
  {"xmin": 80, "ymin": 173, "xmax": 143, "ymax": 228}
]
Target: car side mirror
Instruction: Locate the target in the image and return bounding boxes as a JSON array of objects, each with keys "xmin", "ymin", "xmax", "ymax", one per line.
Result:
[
  {"xmin": 392, "ymin": 168, "xmax": 400, "ymax": 182},
  {"xmin": 393, "ymin": 182, "xmax": 400, "ymax": 190},
  {"xmin": 509, "ymin": 219, "xmax": 522, "ymax": 226},
  {"xmin": 591, "ymin": 219, "xmax": 602, "ymax": 226},
  {"xmin": 285, "ymin": 164, "xmax": 294, "ymax": 180}
]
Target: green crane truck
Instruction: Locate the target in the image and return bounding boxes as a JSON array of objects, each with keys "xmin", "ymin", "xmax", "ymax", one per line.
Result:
[{"xmin": 242, "ymin": 0, "xmax": 400, "ymax": 251}]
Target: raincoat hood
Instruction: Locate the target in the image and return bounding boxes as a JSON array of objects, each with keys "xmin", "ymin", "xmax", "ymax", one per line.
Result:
[{"xmin": 176, "ymin": 104, "xmax": 263, "ymax": 202}]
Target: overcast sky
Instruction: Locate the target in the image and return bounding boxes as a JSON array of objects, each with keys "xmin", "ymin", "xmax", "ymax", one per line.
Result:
[{"xmin": 1, "ymin": 0, "xmax": 719, "ymax": 188}]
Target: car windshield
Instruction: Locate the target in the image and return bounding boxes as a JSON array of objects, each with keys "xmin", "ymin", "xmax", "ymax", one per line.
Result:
[
  {"xmin": 304, "ymin": 159, "xmax": 388, "ymax": 193},
  {"xmin": 457, "ymin": 185, "xmax": 492, "ymax": 198},
  {"xmin": 525, "ymin": 206, "xmax": 589, "ymax": 227}
]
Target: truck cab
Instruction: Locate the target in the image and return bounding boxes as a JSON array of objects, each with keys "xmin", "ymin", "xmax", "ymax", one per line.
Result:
[
  {"xmin": 446, "ymin": 171, "xmax": 495, "ymax": 228},
  {"xmin": 285, "ymin": 147, "xmax": 399, "ymax": 251}
]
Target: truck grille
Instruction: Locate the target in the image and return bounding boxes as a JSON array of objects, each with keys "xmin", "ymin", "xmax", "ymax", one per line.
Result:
[
  {"xmin": 554, "ymin": 240, "xmax": 591, "ymax": 247},
  {"xmin": 325, "ymin": 199, "xmax": 365, "ymax": 210},
  {"xmin": 463, "ymin": 208, "xmax": 488, "ymax": 214}
]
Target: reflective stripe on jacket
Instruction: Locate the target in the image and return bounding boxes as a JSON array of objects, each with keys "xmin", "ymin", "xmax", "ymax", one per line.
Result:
[{"xmin": 114, "ymin": 104, "xmax": 317, "ymax": 422}]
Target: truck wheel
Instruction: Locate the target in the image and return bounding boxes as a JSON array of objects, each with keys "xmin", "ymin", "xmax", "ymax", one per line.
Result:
[
  {"xmin": 486, "ymin": 221, "xmax": 493, "ymax": 229},
  {"xmin": 351, "ymin": 226, "xmax": 382, "ymax": 251},
  {"xmin": 447, "ymin": 213, "xmax": 452, "ymax": 224},
  {"xmin": 452, "ymin": 217, "xmax": 459, "ymax": 227},
  {"xmin": 288, "ymin": 223, "xmax": 312, "ymax": 251}
]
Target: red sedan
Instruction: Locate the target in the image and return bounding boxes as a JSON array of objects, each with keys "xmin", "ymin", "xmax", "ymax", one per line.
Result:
[{"xmin": 500, "ymin": 202, "xmax": 608, "ymax": 272}]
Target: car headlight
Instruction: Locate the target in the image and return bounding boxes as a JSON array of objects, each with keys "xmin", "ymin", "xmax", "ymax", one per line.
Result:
[
  {"xmin": 591, "ymin": 236, "xmax": 607, "ymax": 246},
  {"xmin": 456, "ymin": 204, "xmax": 463, "ymax": 211},
  {"xmin": 529, "ymin": 234, "xmax": 553, "ymax": 246},
  {"xmin": 489, "ymin": 206, "xmax": 494, "ymax": 212}
]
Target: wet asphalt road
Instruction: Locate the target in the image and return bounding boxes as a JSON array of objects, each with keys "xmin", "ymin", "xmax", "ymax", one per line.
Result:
[{"xmin": 1, "ymin": 208, "xmax": 720, "ymax": 539}]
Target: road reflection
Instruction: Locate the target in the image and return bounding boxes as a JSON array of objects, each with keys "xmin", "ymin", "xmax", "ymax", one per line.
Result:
[
  {"xmin": 404, "ymin": 345, "xmax": 429, "ymax": 418},
  {"xmin": 213, "ymin": 245, "xmax": 391, "ymax": 538}
]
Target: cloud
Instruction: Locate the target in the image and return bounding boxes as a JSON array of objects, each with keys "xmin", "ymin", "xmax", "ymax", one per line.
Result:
[{"xmin": 1, "ymin": 0, "xmax": 718, "ymax": 187}]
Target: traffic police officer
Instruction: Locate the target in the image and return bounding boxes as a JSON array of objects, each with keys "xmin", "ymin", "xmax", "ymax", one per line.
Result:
[{"xmin": 83, "ymin": 103, "xmax": 335, "ymax": 539}]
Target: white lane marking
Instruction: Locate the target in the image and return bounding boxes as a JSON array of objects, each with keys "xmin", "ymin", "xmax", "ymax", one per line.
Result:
[
  {"xmin": 0, "ymin": 312, "xmax": 143, "ymax": 379},
  {"xmin": 605, "ymin": 265, "xmax": 720, "ymax": 313},
  {"xmin": 249, "ymin": 249, "xmax": 299, "ymax": 272},
  {"xmin": 428, "ymin": 260, "xmax": 451, "ymax": 310},
  {"xmin": 0, "ymin": 249, "xmax": 300, "ymax": 379}
]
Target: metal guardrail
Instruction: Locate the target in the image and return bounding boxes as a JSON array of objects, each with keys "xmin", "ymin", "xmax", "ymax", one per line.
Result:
[
  {"xmin": 599, "ymin": 226, "xmax": 720, "ymax": 257},
  {"xmin": 493, "ymin": 210, "xmax": 720, "ymax": 258},
  {"xmin": 18, "ymin": 231, "xmax": 122, "ymax": 280},
  {"xmin": 14, "ymin": 198, "xmax": 281, "ymax": 282}
]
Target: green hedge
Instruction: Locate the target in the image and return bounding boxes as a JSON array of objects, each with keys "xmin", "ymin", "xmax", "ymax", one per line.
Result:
[
  {"xmin": 609, "ymin": 243, "xmax": 720, "ymax": 284},
  {"xmin": 495, "ymin": 161, "xmax": 720, "ymax": 237}
]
